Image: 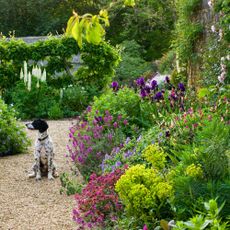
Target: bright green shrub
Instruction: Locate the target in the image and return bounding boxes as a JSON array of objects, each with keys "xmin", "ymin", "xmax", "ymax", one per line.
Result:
[
  {"xmin": 115, "ymin": 164, "xmax": 173, "ymax": 222},
  {"xmin": 142, "ymin": 144, "xmax": 166, "ymax": 170},
  {"xmin": 0, "ymin": 98, "xmax": 29, "ymax": 154}
]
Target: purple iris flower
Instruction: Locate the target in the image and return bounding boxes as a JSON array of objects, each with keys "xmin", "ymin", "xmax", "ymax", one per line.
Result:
[
  {"xmin": 154, "ymin": 91, "xmax": 164, "ymax": 101},
  {"xmin": 140, "ymin": 89, "xmax": 147, "ymax": 98},
  {"xmin": 111, "ymin": 81, "xmax": 119, "ymax": 91},
  {"xmin": 144, "ymin": 85, "xmax": 151, "ymax": 94},
  {"xmin": 151, "ymin": 80, "xmax": 158, "ymax": 90},
  {"xmin": 165, "ymin": 76, "xmax": 170, "ymax": 83},
  {"xmin": 136, "ymin": 77, "xmax": 145, "ymax": 87},
  {"xmin": 178, "ymin": 83, "xmax": 186, "ymax": 91}
]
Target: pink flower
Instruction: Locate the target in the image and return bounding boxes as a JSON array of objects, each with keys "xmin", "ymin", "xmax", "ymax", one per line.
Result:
[
  {"xmin": 123, "ymin": 119, "xmax": 128, "ymax": 125},
  {"xmin": 113, "ymin": 122, "xmax": 118, "ymax": 128},
  {"xmin": 143, "ymin": 224, "xmax": 148, "ymax": 230}
]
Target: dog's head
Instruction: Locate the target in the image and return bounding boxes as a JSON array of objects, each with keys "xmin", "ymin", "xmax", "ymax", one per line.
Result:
[{"xmin": 26, "ymin": 119, "xmax": 49, "ymax": 133}]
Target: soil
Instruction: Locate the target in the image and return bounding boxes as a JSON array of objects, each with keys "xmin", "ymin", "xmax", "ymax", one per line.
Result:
[{"xmin": 0, "ymin": 120, "xmax": 79, "ymax": 230}]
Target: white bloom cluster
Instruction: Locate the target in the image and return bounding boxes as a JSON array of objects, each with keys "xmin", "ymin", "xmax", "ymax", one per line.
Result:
[
  {"xmin": 218, "ymin": 56, "xmax": 228, "ymax": 83},
  {"xmin": 20, "ymin": 61, "xmax": 47, "ymax": 91}
]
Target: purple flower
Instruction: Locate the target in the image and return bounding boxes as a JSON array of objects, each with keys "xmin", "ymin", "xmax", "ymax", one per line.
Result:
[
  {"xmin": 123, "ymin": 119, "xmax": 128, "ymax": 125},
  {"xmin": 115, "ymin": 161, "xmax": 122, "ymax": 167},
  {"xmin": 144, "ymin": 85, "xmax": 151, "ymax": 94},
  {"xmin": 113, "ymin": 122, "xmax": 118, "ymax": 128},
  {"xmin": 111, "ymin": 81, "xmax": 119, "ymax": 91},
  {"xmin": 178, "ymin": 83, "xmax": 185, "ymax": 91},
  {"xmin": 140, "ymin": 89, "xmax": 147, "ymax": 98},
  {"xmin": 143, "ymin": 224, "xmax": 148, "ymax": 230},
  {"xmin": 136, "ymin": 77, "xmax": 145, "ymax": 87},
  {"xmin": 95, "ymin": 116, "xmax": 103, "ymax": 123},
  {"xmin": 154, "ymin": 91, "xmax": 164, "ymax": 101},
  {"xmin": 165, "ymin": 130, "xmax": 170, "ymax": 137},
  {"xmin": 165, "ymin": 76, "xmax": 170, "ymax": 83},
  {"xmin": 150, "ymin": 80, "xmax": 158, "ymax": 90}
]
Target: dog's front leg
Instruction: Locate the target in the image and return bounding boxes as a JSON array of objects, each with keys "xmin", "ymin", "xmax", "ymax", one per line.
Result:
[{"xmin": 35, "ymin": 142, "xmax": 42, "ymax": 180}]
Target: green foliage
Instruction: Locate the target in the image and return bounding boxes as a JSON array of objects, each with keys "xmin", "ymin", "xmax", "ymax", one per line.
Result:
[
  {"xmin": 66, "ymin": 9, "xmax": 109, "ymax": 48},
  {"xmin": 60, "ymin": 172, "xmax": 83, "ymax": 196},
  {"xmin": 174, "ymin": 199, "xmax": 229, "ymax": 229},
  {"xmin": 48, "ymin": 103, "xmax": 63, "ymax": 120},
  {"xmin": 61, "ymin": 85, "xmax": 89, "ymax": 116},
  {"xmin": 115, "ymin": 40, "xmax": 153, "ymax": 85},
  {"xmin": 0, "ymin": 98, "xmax": 29, "ymax": 154},
  {"xmin": 90, "ymin": 87, "xmax": 153, "ymax": 130},
  {"xmin": 115, "ymin": 164, "xmax": 173, "ymax": 223},
  {"xmin": 172, "ymin": 0, "xmax": 203, "ymax": 80},
  {"xmin": 0, "ymin": 36, "xmax": 79, "ymax": 92},
  {"xmin": 158, "ymin": 50, "xmax": 176, "ymax": 74},
  {"xmin": 75, "ymin": 41, "xmax": 120, "ymax": 91},
  {"xmin": 6, "ymin": 78, "xmax": 59, "ymax": 119}
]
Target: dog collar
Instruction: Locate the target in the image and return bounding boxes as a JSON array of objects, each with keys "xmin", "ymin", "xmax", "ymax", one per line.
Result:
[{"xmin": 38, "ymin": 135, "xmax": 49, "ymax": 141}]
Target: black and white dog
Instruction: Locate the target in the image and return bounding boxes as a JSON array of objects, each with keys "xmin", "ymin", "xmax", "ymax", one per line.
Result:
[{"xmin": 26, "ymin": 119, "xmax": 58, "ymax": 180}]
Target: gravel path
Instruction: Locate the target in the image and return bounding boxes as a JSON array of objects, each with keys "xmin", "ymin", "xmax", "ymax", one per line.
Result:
[{"xmin": 0, "ymin": 120, "xmax": 78, "ymax": 230}]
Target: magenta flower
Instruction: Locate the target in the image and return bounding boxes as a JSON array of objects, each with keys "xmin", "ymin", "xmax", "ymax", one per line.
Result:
[{"xmin": 143, "ymin": 224, "xmax": 148, "ymax": 230}]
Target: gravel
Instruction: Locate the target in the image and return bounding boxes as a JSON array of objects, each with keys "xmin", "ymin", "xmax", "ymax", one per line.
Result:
[{"xmin": 0, "ymin": 120, "xmax": 79, "ymax": 230}]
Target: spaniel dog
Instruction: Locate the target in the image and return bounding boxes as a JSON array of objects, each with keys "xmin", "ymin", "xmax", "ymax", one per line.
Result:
[{"xmin": 26, "ymin": 119, "xmax": 58, "ymax": 180}]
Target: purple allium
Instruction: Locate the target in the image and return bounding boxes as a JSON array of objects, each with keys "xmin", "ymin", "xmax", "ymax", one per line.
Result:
[
  {"xmin": 165, "ymin": 76, "xmax": 170, "ymax": 83},
  {"xmin": 178, "ymin": 83, "xmax": 186, "ymax": 91},
  {"xmin": 136, "ymin": 77, "xmax": 145, "ymax": 87},
  {"xmin": 150, "ymin": 80, "xmax": 158, "ymax": 90},
  {"xmin": 154, "ymin": 91, "xmax": 164, "ymax": 101},
  {"xmin": 111, "ymin": 81, "xmax": 119, "ymax": 91}
]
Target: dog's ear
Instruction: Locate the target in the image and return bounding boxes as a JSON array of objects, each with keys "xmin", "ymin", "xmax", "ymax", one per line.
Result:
[{"xmin": 38, "ymin": 120, "xmax": 49, "ymax": 133}]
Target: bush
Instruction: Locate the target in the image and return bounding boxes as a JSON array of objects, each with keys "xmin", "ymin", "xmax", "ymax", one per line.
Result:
[
  {"xmin": 67, "ymin": 110, "xmax": 128, "ymax": 180},
  {"xmin": 6, "ymin": 78, "xmax": 59, "ymax": 119},
  {"xmin": 73, "ymin": 168, "xmax": 125, "ymax": 229},
  {"xmin": 115, "ymin": 40, "xmax": 153, "ymax": 85},
  {"xmin": 115, "ymin": 164, "xmax": 173, "ymax": 224},
  {"xmin": 48, "ymin": 102, "xmax": 63, "ymax": 120},
  {"xmin": 0, "ymin": 98, "xmax": 29, "ymax": 155},
  {"xmin": 61, "ymin": 85, "xmax": 89, "ymax": 116},
  {"xmin": 90, "ymin": 87, "xmax": 152, "ymax": 131}
]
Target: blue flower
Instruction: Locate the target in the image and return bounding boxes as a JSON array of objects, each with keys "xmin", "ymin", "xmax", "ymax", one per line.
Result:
[{"xmin": 178, "ymin": 83, "xmax": 185, "ymax": 91}]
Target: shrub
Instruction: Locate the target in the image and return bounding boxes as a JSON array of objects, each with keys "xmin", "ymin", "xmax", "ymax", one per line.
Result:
[
  {"xmin": 6, "ymin": 78, "xmax": 59, "ymax": 119},
  {"xmin": 114, "ymin": 40, "xmax": 153, "ymax": 85},
  {"xmin": 67, "ymin": 110, "xmax": 128, "ymax": 180},
  {"xmin": 60, "ymin": 85, "xmax": 88, "ymax": 116},
  {"xmin": 73, "ymin": 168, "xmax": 125, "ymax": 229},
  {"xmin": 115, "ymin": 164, "xmax": 173, "ymax": 223},
  {"xmin": 90, "ymin": 87, "xmax": 152, "ymax": 130},
  {"xmin": 0, "ymin": 98, "xmax": 29, "ymax": 155},
  {"xmin": 48, "ymin": 102, "xmax": 63, "ymax": 120}
]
